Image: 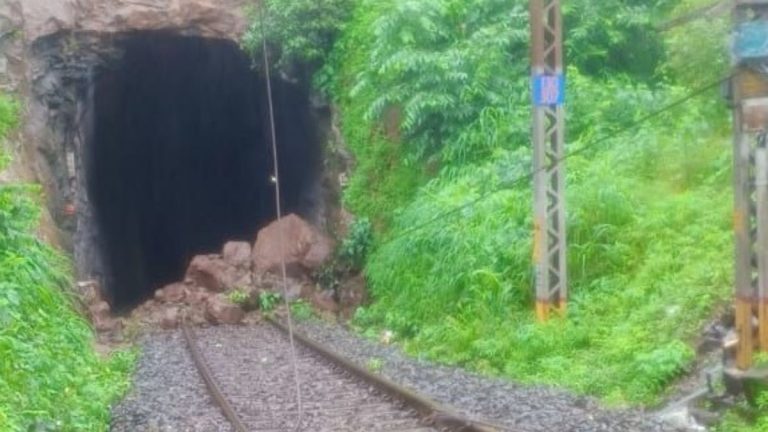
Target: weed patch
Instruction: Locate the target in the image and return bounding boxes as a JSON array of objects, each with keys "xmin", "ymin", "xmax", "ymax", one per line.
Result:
[{"xmin": 0, "ymin": 94, "xmax": 134, "ymax": 431}]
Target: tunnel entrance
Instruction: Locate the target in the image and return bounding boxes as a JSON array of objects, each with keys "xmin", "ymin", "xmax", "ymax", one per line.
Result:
[{"xmin": 85, "ymin": 32, "xmax": 323, "ymax": 310}]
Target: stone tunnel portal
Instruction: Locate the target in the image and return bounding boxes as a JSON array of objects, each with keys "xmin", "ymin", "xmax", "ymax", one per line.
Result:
[{"xmin": 85, "ymin": 32, "xmax": 322, "ymax": 309}]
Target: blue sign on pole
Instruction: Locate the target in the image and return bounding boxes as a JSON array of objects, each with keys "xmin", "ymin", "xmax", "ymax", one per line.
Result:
[
  {"xmin": 734, "ymin": 21, "xmax": 768, "ymax": 61},
  {"xmin": 533, "ymin": 74, "xmax": 565, "ymax": 106}
]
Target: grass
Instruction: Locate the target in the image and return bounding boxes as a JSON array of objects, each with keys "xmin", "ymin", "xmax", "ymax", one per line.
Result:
[
  {"xmin": 327, "ymin": 3, "xmax": 733, "ymax": 404},
  {"xmin": 290, "ymin": 300, "xmax": 314, "ymax": 321},
  {"xmin": 250, "ymin": 0, "xmax": 741, "ymax": 415},
  {"xmin": 0, "ymin": 94, "xmax": 134, "ymax": 431},
  {"xmin": 350, "ymin": 86, "xmax": 733, "ymax": 405}
]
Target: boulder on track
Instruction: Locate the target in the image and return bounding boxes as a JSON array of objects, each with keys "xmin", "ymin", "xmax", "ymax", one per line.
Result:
[
  {"xmin": 222, "ymin": 241, "xmax": 252, "ymax": 270},
  {"xmin": 252, "ymin": 214, "xmax": 333, "ymax": 278},
  {"xmin": 205, "ymin": 294, "xmax": 245, "ymax": 325},
  {"xmin": 185, "ymin": 254, "xmax": 251, "ymax": 293},
  {"xmin": 155, "ymin": 282, "xmax": 187, "ymax": 303}
]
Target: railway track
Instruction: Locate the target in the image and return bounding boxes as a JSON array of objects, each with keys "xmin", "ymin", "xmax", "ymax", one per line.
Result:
[{"xmin": 181, "ymin": 317, "xmax": 506, "ymax": 432}]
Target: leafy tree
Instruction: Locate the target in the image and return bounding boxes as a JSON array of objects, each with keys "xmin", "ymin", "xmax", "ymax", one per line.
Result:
[
  {"xmin": 661, "ymin": 0, "xmax": 729, "ymax": 88},
  {"xmin": 351, "ymin": 0, "xmax": 529, "ymax": 165},
  {"xmin": 243, "ymin": 0, "xmax": 354, "ymax": 79},
  {"xmin": 564, "ymin": 0, "xmax": 676, "ymax": 82}
]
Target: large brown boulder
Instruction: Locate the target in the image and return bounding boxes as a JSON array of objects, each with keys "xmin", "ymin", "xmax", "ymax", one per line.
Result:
[
  {"xmin": 222, "ymin": 241, "xmax": 252, "ymax": 270},
  {"xmin": 155, "ymin": 282, "xmax": 187, "ymax": 303},
  {"xmin": 252, "ymin": 214, "xmax": 333, "ymax": 278},
  {"xmin": 204, "ymin": 294, "xmax": 244, "ymax": 325},
  {"xmin": 184, "ymin": 285, "xmax": 212, "ymax": 306},
  {"xmin": 185, "ymin": 254, "xmax": 251, "ymax": 293}
]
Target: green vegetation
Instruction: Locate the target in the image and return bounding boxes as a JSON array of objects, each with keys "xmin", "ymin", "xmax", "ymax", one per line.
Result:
[
  {"xmin": 290, "ymin": 300, "xmax": 314, "ymax": 321},
  {"xmin": 717, "ymin": 393, "xmax": 768, "ymax": 432},
  {"xmin": 243, "ymin": 0, "xmax": 353, "ymax": 78},
  {"xmin": 338, "ymin": 217, "xmax": 373, "ymax": 271},
  {"xmin": 366, "ymin": 357, "xmax": 383, "ymax": 373},
  {"xmin": 259, "ymin": 291, "xmax": 282, "ymax": 312},
  {"xmin": 227, "ymin": 288, "xmax": 250, "ymax": 306},
  {"xmin": 0, "ymin": 94, "xmax": 134, "ymax": 431},
  {"xmin": 315, "ymin": 217, "xmax": 374, "ymax": 292},
  {"xmin": 251, "ymin": 0, "xmax": 736, "ymax": 407}
]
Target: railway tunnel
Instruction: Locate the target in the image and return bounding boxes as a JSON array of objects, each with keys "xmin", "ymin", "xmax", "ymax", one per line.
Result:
[{"xmin": 83, "ymin": 32, "xmax": 324, "ymax": 309}]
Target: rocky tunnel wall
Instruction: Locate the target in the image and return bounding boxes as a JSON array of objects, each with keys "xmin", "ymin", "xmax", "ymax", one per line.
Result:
[{"xmin": 30, "ymin": 31, "xmax": 328, "ymax": 309}]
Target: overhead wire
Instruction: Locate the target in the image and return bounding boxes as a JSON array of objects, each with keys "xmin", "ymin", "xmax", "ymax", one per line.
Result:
[
  {"xmin": 258, "ymin": 3, "xmax": 305, "ymax": 431},
  {"xmin": 384, "ymin": 72, "xmax": 733, "ymax": 242}
]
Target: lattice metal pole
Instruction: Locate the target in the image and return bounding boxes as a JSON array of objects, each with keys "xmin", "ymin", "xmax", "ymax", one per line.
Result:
[
  {"xmin": 732, "ymin": 103, "xmax": 758, "ymax": 370},
  {"xmin": 731, "ymin": 0, "xmax": 768, "ymax": 370},
  {"xmin": 530, "ymin": 0, "xmax": 567, "ymax": 321}
]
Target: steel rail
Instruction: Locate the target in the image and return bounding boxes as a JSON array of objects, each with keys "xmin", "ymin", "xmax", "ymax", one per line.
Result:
[
  {"xmin": 266, "ymin": 316, "xmax": 508, "ymax": 432},
  {"xmin": 183, "ymin": 312, "xmax": 510, "ymax": 431},
  {"xmin": 181, "ymin": 316, "xmax": 248, "ymax": 432}
]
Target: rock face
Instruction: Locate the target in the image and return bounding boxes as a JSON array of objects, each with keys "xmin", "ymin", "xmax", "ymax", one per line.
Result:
[
  {"xmin": 2, "ymin": 0, "xmax": 252, "ymax": 284},
  {"xmin": 20, "ymin": 0, "xmax": 249, "ymax": 42},
  {"xmin": 252, "ymin": 214, "xmax": 333, "ymax": 278}
]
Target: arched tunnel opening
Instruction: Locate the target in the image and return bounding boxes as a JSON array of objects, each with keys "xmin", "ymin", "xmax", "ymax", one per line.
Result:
[{"xmin": 85, "ymin": 32, "xmax": 323, "ymax": 310}]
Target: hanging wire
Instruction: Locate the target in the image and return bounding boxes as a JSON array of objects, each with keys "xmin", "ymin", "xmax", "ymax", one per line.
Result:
[{"xmin": 258, "ymin": 3, "xmax": 304, "ymax": 430}]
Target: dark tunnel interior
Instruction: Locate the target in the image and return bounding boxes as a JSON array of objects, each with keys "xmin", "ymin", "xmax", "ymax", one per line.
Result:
[{"xmin": 86, "ymin": 32, "xmax": 322, "ymax": 310}]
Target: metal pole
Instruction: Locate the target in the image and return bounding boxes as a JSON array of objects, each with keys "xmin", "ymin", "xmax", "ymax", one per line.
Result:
[
  {"xmin": 730, "ymin": 0, "xmax": 768, "ymax": 370},
  {"xmin": 756, "ymin": 134, "xmax": 768, "ymax": 352},
  {"xmin": 530, "ymin": 0, "xmax": 567, "ymax": 321},
  {"xmin": 732, "ymin": 102, "xmax": 755, "ymax": 369}
]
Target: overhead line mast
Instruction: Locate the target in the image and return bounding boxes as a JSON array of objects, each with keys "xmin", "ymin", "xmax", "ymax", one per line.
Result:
[
  {"xmin": 530, "ymin": 0, "xmax": 567, "ymax": 321},
  {"xmin": 730, "ymin": 0, "xmax": 768, "ymax": 371}
]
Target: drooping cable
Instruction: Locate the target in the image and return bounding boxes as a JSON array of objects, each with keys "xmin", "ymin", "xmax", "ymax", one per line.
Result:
[{"xmin": 258, "ymin": 3, "xmax": 304, "ymax": 430}]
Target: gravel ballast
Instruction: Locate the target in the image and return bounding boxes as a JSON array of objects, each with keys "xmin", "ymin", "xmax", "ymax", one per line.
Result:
[
  {"xmin": 294, "ymin": 319, "xmax": 684, "ymax": 432},
  {"xmin": 110, "ymin": 331, "xmax": 233, "ymax": 432},
  {"xmin": 111, "ymin": 321, "xmax": 685, "ymax": 432}
]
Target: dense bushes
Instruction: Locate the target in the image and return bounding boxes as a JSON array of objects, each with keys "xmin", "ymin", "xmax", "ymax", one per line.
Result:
[
  {"xmin": 328, "ymin": 0, "xmax": 734, "ymax": 405},
  {"xmin": 357, "ymin": 104, "xmax": 731, "ymax": 403},
  {"xmin": 0, "ymin": 94, "xmax": 133, "ymax": 431},
  {"xmin": 248, "ymin": 0, "xmax": 734, "ymax": 405}
]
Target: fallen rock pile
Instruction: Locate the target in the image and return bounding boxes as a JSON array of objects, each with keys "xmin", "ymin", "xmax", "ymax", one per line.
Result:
[{"xmin": 128, "ymin": 214, "xmax": 336, "ymax": 329}]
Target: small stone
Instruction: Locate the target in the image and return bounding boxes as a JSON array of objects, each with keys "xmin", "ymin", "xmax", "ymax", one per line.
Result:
[
  {"xmin": 158, "ymin": 283, "xmax": 186, "ymax": 303},
  {"xmin": 311, "ymin": 290, "xmax": 339, "ymax": 314},
  {"xmin": 184, "ymin": 286, "xmax": 210, "ymax": 306},
  {"xmin": 77, "ymin": 280, "xmax": 103, "ymax": 305},
  {"xmin": 339, "ymin": 274, "xmax": 368, "ymax": 310},
  {"xmin": 160, "ymin": 308, "xmax": 180, "ymax": 329},
  {"xmin": 89, "ymin": 300, "xmax": 111, "ymax": 318},
  {"xmin": 93, "ymin": 315, "xmax": 122, "ymax": 332}
]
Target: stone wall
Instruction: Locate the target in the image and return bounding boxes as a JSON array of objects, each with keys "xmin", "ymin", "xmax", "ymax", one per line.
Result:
[
  {"xmin": 0, "ymin": 0, "xmax": 250, "ymax": 277},
  {"xmin": 22, "ymin": 0, "xmax": 248, "ymax": 42}
]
